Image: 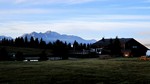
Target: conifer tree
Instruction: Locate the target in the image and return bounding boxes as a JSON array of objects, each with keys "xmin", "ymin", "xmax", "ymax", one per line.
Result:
[
  {"xmin": 73, "ymin": 40, "xmax": 79, "ymax": 50},
  {"xmin": 112, "ymin": 36, "xmax": 121, "ymax": 56},
  {"xmin": 29, "ymin": 36, "xmax": 35, "ymax": 47},
  {"xmin": 0, "ymin": 48, "xmax": 9, "ymax": 61},
  {"xmin": 24, "ymin": 36, "xmax": 28, "ymax": 47},
  {"xmin": 39, "ymin": 38, "xmax": 46, "ymax": 48},
  {"xmin": 53, "ymin": 40, "xmax": 69, "ymax": 60}
]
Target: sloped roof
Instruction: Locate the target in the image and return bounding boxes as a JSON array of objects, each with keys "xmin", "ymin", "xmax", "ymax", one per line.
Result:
[
  {"xmin": 92, "ymin": 38, "xmax": 133, "ymax": 47},
  {"xmin": 92, "ymin": 38, "xmax": 149, "ymax": 50}
]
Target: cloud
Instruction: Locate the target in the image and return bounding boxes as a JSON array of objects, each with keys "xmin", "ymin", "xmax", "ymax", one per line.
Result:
[
  {"xmin": 14, "ymin": 0, "xmax": 27, "ymax": 3},
  {"xmin": 70, "ymin": 15, "xmax": 150, "ymax": 22},
  {"xmin": 137, "ymin": 32, "xmax": 150, "ymax": 37},
  {"xmin": 125, "ymin": 6, "xmax": 150, "ymax": 10},
  {"xmin": 0, "ymin": 9, "xmax": 48, "ymax": 15},
  {"xmin": 144, "ymin": 0, "xmax": 150, "ymax": 2},
  {"xmin": 0, "ymin": 8, "xmax": 70, "ymax": 15},
  {"xmin": 0, "ymin": 0, "xmax": 99, "ymax": 4},
  {"xmin": 137, "ymin": 38, "xmax": 150, "ymax": 47},
  {"xmin": 1, "ymin": 20, "xmax": 150, "ymax": 39}
]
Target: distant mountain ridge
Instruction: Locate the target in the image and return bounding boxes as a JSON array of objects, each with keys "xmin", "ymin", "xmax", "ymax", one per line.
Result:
[
  {"xmin": 0, "ymin": 36, "xmax": 13, "ymax": 40},
  {"xmin": 21, "ymin": 31, "xmax": 96, "ymax": 44}
]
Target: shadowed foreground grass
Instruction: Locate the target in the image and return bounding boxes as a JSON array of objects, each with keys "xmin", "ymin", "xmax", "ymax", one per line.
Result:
[{"xmin": 0, "ymin": 58, "xmax": 150, "ymax": 84}]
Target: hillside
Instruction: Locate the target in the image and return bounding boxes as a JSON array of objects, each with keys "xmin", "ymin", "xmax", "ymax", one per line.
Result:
[{"xmin": 0, "ymin": 46, "xmax": 52, "ymax": 56}]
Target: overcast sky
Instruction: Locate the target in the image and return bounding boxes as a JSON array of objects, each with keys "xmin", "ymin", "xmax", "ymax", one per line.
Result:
[{"xmin": 0, "ymin": 0, "xmax": 150, "ymax": 45}]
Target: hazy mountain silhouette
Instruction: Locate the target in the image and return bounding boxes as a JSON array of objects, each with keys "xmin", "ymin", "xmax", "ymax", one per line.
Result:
[
  {"xmin": 21, "ymin": 31, "xmax": 96, "ymax": 43},
  {"xmin": 0, "ymin": 36, "xmax": 13, "ymax": 40}
]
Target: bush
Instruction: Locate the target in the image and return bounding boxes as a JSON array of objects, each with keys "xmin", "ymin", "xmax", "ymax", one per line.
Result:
[
  {"xmin": 15, "ymin": 51, "xmax": 24, "ymax": 61},
  {"xmin": 0, "ymin": 47, "xmax": 10, "ymax": 61},
  {"xmin": 39, "ymin": 50, "xmax": 48, "ymax": 61}
]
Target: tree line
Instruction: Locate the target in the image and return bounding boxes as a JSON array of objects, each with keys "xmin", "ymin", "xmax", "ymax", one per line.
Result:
[
  {"xmin": 0, "ymin": 36, "xmax": 91, "ymax": 50},
  {"xmin": 0, "ymin": 36, "xmax": 92, "ymax": 61}
]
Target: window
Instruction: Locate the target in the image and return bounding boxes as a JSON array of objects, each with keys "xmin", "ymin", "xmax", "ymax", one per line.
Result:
[{"xmin": 132, "ymin": 46, "xmax": 137, "ymax": 48}]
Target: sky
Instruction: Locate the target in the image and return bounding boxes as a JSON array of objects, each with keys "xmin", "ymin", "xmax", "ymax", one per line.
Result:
[{"xmin": 0, "ymin": 0, "xmax": 150, "ymax": 46}]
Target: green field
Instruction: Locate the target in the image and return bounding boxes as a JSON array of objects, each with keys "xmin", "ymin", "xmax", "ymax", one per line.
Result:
[{"xmin": 0, "ymin": 58, "xmax": 150, "ymax": 84}]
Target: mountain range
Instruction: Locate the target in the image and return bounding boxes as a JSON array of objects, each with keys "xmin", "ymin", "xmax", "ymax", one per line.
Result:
[
  {"xmin": 0, "ymin": 31, "xmax": 96, "ymax": 44},
  {"xmin": 0, "ymin": 36, "xmax": 13, "ymax": 40}
]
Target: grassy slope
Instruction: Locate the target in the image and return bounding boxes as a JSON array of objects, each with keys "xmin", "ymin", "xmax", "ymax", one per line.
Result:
[
  {"xmin": 0, "ymin": 46, "xmax": 52, "ymax": 55},
  {"xmin": 0, "ymin": 58, "xmax": 150, "ymax": 84}
]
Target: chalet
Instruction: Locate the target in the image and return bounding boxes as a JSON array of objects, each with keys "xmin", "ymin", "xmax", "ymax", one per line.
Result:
[{"xmin": 92, "ymin": 38, "xmax": 149, "ymax": 57}]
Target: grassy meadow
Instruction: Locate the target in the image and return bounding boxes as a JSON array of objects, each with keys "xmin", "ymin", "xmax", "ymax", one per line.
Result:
[
  {"xmin": 0, "ymin": 58, "xmax": 150, "ymax": 84},
  {"xmin": 0, "ymin": 46, "xmax": 52, "ymax": 55}
]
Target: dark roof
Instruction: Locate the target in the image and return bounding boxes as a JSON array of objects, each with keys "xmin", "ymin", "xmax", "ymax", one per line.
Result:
[
  {"xmin": 92, "ymin": 38, "xmax": 133, "ymax": 47},
  {"xmin": 92, "ymin": 38, "xmax": 149, "ymax": 50}
]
